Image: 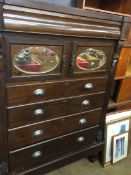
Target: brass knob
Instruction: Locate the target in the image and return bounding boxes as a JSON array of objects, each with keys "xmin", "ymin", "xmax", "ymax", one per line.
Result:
[
  {"xmin": 79, "ymin": 118, "xmax": 87, "ymax": 125},
  {"xmin": 32, "ymin": 130, "xmax": 43, "ymax": 137},
  {"xmin": 77, "ymin": 136, "xmax": 85, "ymax": 143},
  {"xmin": 84, "ymin": 83, "xmax": 93, "ymax": 89},
  {"xmin": 32, "ymin": 151, "xmax": 43, "ymax": 158},
  {"xmin": 33, "ymin": 89, "xmax": 44, "ymax": 96},
  {"xmin": 33, "ymin": 109, "xmax": 44, "ymax": 117},
  {"xmin": 82, "ymin": 100, "xmax": 90, "ymax": 106}
]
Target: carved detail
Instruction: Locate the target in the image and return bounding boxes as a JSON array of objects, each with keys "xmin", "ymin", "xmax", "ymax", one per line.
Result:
[{"xmin": 3, "ymin": 5, "xmax": 121, "ymax": 38}]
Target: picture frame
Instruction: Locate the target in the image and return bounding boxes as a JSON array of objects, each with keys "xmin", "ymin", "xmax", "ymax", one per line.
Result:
[
  {"xmin": 103, "ymin": 110, "xmax": 131, "ymax": 166},
  {"xmin": 111, "ymin": 132, "xmax": 129, "ymax": 164},
  {"xmin": 104, "ymin": 119, "xmax": 130, "ymax": 165}
]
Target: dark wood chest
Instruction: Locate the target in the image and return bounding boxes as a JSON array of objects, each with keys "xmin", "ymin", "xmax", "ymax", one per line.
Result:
[{"xmin": 0, "ymin": 1, "xmax": 129, "ymax": 174}]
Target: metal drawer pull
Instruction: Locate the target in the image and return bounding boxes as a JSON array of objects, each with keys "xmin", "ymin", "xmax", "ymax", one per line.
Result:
[
  {"xmin": 79, "ymin": 118, "xmax": 87, "ymax": 125},
  {"xmin": 82, "ymin": 100, "xmax": 90, "ymax": 106},
  {"xmin": 84, "ymin": 83, "xmax": 93, "ymax": 89},
  {"xmin": 32, "ymin": 151, "xmax": 43, "ymax": 158},
  {"xmin": 77, "ymin": 136, "xmax": 85, "ymax": 143},
  {"xmin": 33, "ymin": 89, "xmax": 44, "ymax": 96},
  {"xmin": 32, "ymin": 130, "xmax": 43, "ymax": 137},
  {"xmin": 33, "ymin": 109, "xmax": 44, "ymax": 117}
]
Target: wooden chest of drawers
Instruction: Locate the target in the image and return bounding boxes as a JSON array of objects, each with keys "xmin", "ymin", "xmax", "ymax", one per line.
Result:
[{"xmin": 0, "ymin": 1, "xmax": 130, "ymax": 174}]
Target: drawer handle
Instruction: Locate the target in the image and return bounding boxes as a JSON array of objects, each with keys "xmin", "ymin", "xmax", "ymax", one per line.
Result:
[
  {"xmin": 77, "ymin": 136, "xmax": 85, "ymax": 143},
  {"xmin": 33, "ymin": 89, "xmax": 44, "ymax": 96},
  {"xmin": 33, "ymin": 109, "xmax": 44, "ymax": 117},
  {"xmin": 32, "ymin": 130, "xmax": 44, "ymax": 137},
  {"xmin": 32, "ymin": 151, "xmax": 43, "ymax": 158},
  {"xmin": 84, "ymin": 83, "xmax": 93, "ymax": 89},
  {"xmin": 82, "ymin": 100, "xmax": 90, "ymax": 106},
  {"xmin": 79, "ymin": 118, "xmax": 87, "ymax": 125}
]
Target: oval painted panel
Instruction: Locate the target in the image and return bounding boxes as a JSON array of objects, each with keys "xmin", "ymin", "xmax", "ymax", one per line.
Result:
[
  {"xmin": 76, "ymin": 48, "xmax": 107, "ymax": 71},
  {"xmin": 13, "ymin": 47, "xmax": 60, "ymax": 74}
]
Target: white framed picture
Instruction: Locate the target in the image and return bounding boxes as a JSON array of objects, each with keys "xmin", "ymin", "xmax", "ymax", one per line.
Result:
[
  {"xmin": 104, "ymin": 118, "xmax": 130, "ymax": 165},
  {"xmin": 111, "ymin": 132, "xmax": 129, "ymax": 164}
]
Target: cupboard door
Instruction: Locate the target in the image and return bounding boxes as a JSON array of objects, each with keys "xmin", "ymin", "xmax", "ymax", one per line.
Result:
[
  {"xmin": 4, "ymin": 34, "xmax": 69, "ymax": 81},
  {"xmin": 70, "ymin": 40, "xmax": 114, "ymax": 77}
]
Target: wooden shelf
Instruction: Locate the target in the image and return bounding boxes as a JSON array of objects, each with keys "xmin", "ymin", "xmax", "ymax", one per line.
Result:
[
  {"xmin": 108, "ymin": 99, "xmax": 131, "ymax": 109},
  {"xmin": 77, "ymin": 0, "xmax": 131, "ymax": 15},
  {"xmin": 115, "ymin": 75, "xmax": 131, "ymax": 80},
  {"xmin": 76, "ymin": 0, "xmax": 131, "ymax": 15},
  {"xmin": 125, "ymin": 58, "xmax": 131, "ymax": 76},
  {"xmin": 126, "ymin": 69, "xmax": 131, "ymax": 76},
  {"xmin": 82, "ymin": 6, "xmax": 130, "ymax": 16}
]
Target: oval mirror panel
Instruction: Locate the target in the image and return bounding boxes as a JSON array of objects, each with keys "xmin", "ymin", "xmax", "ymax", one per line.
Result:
[
  {"xmin": 13, "ymin": 47, "xmax": 60, "ymax": 74},
  {"xmin": 76, "ymin": 48, "xmax": 106, "ymax": 71}
]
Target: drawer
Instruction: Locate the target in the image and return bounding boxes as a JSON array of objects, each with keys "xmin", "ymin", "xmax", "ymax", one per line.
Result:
[
  {"xmin": 9, "ymin": 126, "xmax": 98, "ymax": 172},
  {"xmin": 8, "ymin": 109, "xmax": 101, "ymax": 150},
  {"xmin": 8, "ymin": 93, "xmax": 104, "ymax": 128},
  {"xmin": 6, "ymin": 77, "xmax": 107, "ymax": 106}
]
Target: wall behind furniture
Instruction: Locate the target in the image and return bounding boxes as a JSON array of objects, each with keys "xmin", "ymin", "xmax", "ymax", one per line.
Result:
[{"xmin": 41, "ymin": 0, "xmax": 77, "ymax": 7}]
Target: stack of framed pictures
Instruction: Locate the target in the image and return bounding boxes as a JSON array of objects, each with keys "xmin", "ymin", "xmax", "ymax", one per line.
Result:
[{"xmin": 104, "ymin": 110, "xmax": 131, "ymax": 166}]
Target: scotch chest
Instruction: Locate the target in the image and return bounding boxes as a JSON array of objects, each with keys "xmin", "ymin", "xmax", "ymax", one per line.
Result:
[{"xmin": 0, "ymin": 1, "xmax": 130, "ymax": 174}]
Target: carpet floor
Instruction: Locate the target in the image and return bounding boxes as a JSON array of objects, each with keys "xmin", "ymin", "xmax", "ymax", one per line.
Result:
[{"xmin": 46, "ymin": 149, "xmax": 131, "ymax": 175}]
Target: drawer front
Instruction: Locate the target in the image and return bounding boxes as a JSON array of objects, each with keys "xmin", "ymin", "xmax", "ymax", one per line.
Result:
[
  {"xmin": 9, "ymin": 126, "xmax": 98, "ymax": 172},
  {"xmin": 8, "ymin": 109, "xmax": 101, "ymax": 150},
  {"xmin": 7, "ymin": 77, "xmax": 107, "ymax": 106},
  {"xmin": 8, "ymin": 93, "xmax": 104, "ymax": 128}
]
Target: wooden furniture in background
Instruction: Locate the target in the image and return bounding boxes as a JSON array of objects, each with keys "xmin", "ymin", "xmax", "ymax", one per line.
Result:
[
  {"xmin": 112, "ymin": 23, "xmax": 131, "ymax": 104},
  {"xmin": 114, "ymin": 77, "xmax": 131, "ymax": 102},
  {"xmin": 115, "ymin": 48, "xmax": 131, "ymax": 78},
  {"xmin": 100, "ymin": 0, "xmax": 131, "ymax": 14},
  {"xmin": 76, "ymin": 0, "xmax": 131, "ymax": 15}
]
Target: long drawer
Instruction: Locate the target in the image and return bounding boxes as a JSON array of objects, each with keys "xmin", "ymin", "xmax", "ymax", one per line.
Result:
[
  {"xmin": 8, "ymin": 109, "xmax": 101, "ymax": 150},
  {"xmin": 8, "ymin": 93, "xmax": 104, "ymax": 128},
  {"xmin": 9, "ymin": 126, "xmax": 98, "ymax": 172},
  {"xmin": 6, "ymin": 77, "xmax": 107, "ymax": 106}
]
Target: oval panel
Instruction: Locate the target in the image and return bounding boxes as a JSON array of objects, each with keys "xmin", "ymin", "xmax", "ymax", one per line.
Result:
[
  {"xmin": 13, "ymin": 47, "xmax": 60, "ymax": 74},
  {"xmin": 76, "ymin": 48, "xmax": 107, "ymax": 71}
]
